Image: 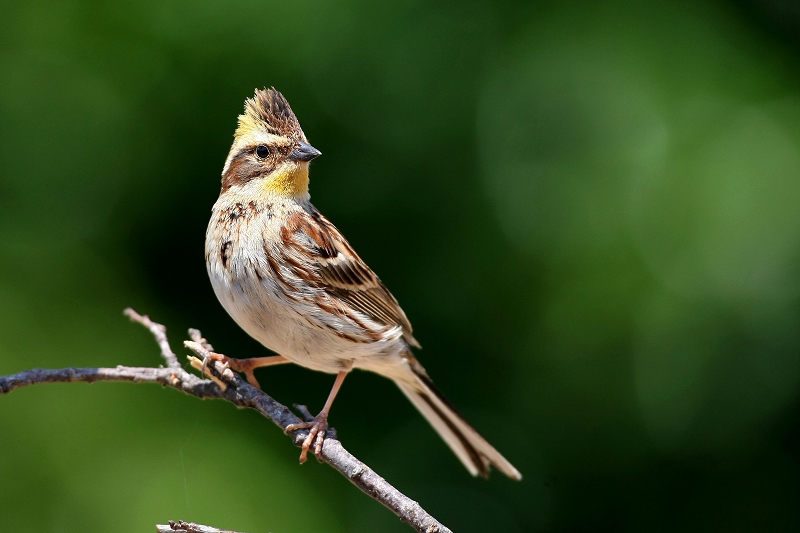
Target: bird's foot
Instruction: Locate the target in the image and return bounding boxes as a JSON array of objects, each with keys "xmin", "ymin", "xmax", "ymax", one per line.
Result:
[
  {"xmin": 199, "ymin": 351, "xmax": 230, "ymax": 380},
  {"xmin": 201, "ymin": 354, "xmax": 287, "ymax": 388},
  {"xmin": 285, "ymin": 411, "xmax": 330, "ymax": 463},
  {"xmin": 210, "ymin": 355, "xmax": 289, "ymax": 388},
  {"xmin": 218, "ymin": 356, "xmax": 260, "ymax": 388}
]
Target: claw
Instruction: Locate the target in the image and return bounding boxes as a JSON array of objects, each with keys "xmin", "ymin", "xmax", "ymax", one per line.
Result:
[
  {"xmin": 200, "ymin": 352, "xmax": 229, "ymax": 379},
  {"xmin": 286, "ymin": 412, "xmax": 329, "ymax": 463},
  {"xmin": 198, "ymin": 354, "xmax": 288, "ymax": 388},
  {"xmin": 283, "ymin": 370, "xmax": 348, "ymax": 463},
  {"xmin": 213, "ymin": 355, "xmax": 288, "ymax": 388},
  {"xmin": 226, "ymin": 357, "xmax": 261, "ymax": 388}
]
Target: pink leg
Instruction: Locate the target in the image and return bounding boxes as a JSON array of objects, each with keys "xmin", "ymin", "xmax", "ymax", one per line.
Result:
[
  {"xmin": 202, "ymin": 353, "xmax": 290, "ymax": 388},
  {"xmin": 227, "ymin": 355, "xmax": 289, "ymax": 388},
  {"xmin": 285, "ymin": 370, "xmax": 349, "ymax": 463}
]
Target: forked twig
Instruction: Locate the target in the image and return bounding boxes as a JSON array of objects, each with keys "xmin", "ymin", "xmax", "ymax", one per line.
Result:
[{"xmin": 0, "ymin": 308, "xmax": 451, "ymax": 533}]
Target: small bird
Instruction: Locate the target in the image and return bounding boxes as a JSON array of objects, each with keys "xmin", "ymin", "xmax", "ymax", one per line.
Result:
[{"xmin": 205, "ymin": 87, "xmax": 521, "ymax": 480}]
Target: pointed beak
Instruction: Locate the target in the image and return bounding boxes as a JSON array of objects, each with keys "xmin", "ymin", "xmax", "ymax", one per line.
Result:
[{"xmin": 288, "ymin": 141, "xmax": 322, "ymax": 162}]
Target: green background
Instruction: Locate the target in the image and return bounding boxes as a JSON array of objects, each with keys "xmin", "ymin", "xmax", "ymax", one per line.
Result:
[{"xmin": 2, "ymin": 0, "xmax": 800, "ymax": 531}]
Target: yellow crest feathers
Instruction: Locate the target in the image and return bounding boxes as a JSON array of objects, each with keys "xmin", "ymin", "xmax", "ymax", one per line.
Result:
[{"xmin": 236, "ymin": 87, "xmax": 304, "ymax": 139}]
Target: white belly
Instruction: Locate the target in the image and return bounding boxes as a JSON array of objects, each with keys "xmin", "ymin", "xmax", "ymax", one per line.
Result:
[{"xmin": 205, "ymin": 200, "xmax": 407, "ymax": 376}]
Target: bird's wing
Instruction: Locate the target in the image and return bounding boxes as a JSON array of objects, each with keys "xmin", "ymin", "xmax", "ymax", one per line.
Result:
[{"xmin": 276, "ymin": 207, "xmax": 420, "ymax": 348}]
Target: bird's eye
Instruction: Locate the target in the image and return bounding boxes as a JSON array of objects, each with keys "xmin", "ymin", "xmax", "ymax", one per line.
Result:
[{"xmin": 255, "ymin": 145, "xmax": 270, "ymax": 159}]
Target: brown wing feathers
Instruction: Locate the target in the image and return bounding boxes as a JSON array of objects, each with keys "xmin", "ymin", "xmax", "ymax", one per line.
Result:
[{"xmin": 278, "ymin": 209, "xmax": 419, "ymax": 347}]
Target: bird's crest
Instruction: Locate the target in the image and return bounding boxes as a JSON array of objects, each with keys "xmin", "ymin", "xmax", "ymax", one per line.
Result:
[{"xmin": 236, "ymin": 87, "xmax": 303, "ymax": 139}]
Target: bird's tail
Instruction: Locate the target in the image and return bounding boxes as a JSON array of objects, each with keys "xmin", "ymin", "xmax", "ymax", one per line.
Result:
[{"xmin": 395, "ymin": 361, "xmax": 522, "ymax": 480}]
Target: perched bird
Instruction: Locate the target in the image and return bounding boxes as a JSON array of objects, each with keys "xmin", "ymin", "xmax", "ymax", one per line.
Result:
[{"xmin": 205, "ymin": 87, "xmax": 521, "ymax": 480}]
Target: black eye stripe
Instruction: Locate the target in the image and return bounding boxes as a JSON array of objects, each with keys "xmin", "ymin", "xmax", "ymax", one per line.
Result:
[{"xmin": 255, "ymin": 145, "xmax": 270, "ymax": 159}]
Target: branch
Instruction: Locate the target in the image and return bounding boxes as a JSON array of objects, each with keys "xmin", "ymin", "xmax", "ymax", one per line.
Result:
[
  {"xmin": 158, "ymin": 520, "xmax": 245, "ymax": 533},
  {"xmin": 0, "ymin": 308, "xmax": 452, "ymax": 533}
]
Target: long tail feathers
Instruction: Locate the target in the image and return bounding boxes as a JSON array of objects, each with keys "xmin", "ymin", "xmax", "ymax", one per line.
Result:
[{"xmin": 396, "ymin": 364, "xmax": 522, "ymax": 480}]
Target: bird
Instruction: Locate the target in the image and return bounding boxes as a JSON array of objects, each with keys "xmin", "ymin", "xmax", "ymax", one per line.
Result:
[{"xmin": 204, "ymin": 87, "xmax": 521, "ymax": 480}]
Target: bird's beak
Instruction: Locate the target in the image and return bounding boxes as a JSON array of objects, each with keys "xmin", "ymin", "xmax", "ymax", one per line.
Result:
[{"xmin": 288, "ymin": 141, "xmax": 322, "ymax": 162}]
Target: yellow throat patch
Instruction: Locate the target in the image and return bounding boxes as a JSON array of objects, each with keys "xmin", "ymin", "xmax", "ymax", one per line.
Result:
[{"xmin": 262, "ymin": 162, "xmax": 309, "ymax": 197}]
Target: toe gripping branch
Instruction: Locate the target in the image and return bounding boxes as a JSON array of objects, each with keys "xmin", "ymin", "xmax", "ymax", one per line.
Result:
[{"xmin": 185, "ymin": 337, "xmax": 349, "ymax": 466}]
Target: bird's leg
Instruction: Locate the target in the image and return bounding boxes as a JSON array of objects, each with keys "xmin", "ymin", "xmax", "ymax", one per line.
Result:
[
  {"xmin": 202, "ymin": 353, "xmax": 290, "ymax": 388},
  {"xmin": 285, "ymin": 370, "xmax": 349, "ymax": 463},
  {"xmin": 227, "ymin": 355, "xmax": 290, "ymax": 387}
]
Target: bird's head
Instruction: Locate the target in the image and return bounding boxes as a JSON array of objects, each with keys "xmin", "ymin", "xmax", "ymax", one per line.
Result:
[{"xmin": 221, "ymin": 87, "xmax": 321, "ymax": 198}]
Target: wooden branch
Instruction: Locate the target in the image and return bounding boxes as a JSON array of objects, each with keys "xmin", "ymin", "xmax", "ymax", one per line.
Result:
[
  {"xmin": 0, "ymin": 308, "xmax": 452, "ymax": 533},
  {"xmin": 158, "ymin": 520, "xmax": 245, "ymax": 533}
]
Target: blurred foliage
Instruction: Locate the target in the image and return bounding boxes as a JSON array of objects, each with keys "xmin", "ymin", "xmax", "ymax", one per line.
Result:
[{"xmin": 1, "ymin": 0, "xmax": 800, "ymax": 531}]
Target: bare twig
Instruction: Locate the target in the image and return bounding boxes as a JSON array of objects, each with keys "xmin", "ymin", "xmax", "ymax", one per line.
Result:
[
  {"xmin": 188, "ymin": 328, "xmax": 214, "ymax": 352},
  {"xmin": 293, "ymin": 403, "xmax": 316, "ymax": 423},
  {"xmin": 0, "ymin": 308, "xmax": 452, "ymax": 533},
  {"xmin": 124, "ymin": 308, "xmax": 182, "ymax": 369},
  {"xmin": 158, "ymin": 520, "xmax": 245, "ymax": 533}
]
